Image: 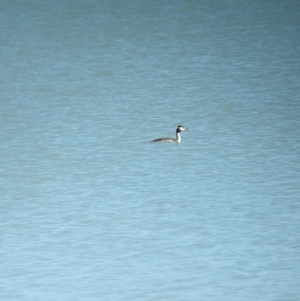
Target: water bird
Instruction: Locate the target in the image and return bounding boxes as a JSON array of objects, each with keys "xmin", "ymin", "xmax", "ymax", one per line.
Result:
[{"xmin": 152, "ymin": 125, "xmax": 188, "ymax": 143}]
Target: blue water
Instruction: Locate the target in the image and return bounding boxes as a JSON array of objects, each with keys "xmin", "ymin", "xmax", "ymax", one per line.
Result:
[{"xmin": 1, "ymin": 1, "xmax": 300, "ymax": 300}]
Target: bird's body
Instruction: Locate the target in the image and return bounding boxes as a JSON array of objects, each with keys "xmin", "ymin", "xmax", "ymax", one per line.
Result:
[{"xmin": 152, "ymin": 125, "xmax": 188, "ymax": 143}]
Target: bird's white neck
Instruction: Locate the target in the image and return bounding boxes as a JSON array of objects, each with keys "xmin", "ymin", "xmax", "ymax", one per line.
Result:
[{"xmin": 176, "ymin": 131, "xmax": 181, "ymax": 143}]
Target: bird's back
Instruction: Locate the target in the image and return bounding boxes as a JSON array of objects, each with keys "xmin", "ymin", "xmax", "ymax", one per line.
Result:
[{"xmin": 152, "ymin": 137, "xmax": 176, "ymax": 142}]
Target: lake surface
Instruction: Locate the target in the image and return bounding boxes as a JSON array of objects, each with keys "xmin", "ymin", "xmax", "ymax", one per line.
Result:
[{"xmin": 1, "ymin": 1, "xmax": 300, "ymax": 300}]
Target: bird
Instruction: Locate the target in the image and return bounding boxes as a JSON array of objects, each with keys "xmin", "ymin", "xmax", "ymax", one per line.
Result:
[{"xmin": 152, "ymin": 125, "xmax": 188, "ymax": 143}]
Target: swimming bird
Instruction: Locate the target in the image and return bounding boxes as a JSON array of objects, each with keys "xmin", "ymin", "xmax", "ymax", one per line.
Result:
[{"xmin": 152, "ymin": 125, "xmax": 188, "ymax": 143}]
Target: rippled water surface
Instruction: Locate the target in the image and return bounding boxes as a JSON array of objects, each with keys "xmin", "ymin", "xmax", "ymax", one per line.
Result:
[{"xmin": 1, "ymin": 1, "xmax": 300, "ymax": 300}]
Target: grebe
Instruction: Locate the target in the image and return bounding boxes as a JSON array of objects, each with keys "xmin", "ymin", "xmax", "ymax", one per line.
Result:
[{"xmin": 152, "ymin": 125, "xmax": 188, "ymax": 143}]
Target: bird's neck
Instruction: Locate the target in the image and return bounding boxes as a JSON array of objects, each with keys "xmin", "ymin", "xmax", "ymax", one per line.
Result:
[{"xmin": 176, "ymin": 131, "xmax": 181, "ymax": 143}]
